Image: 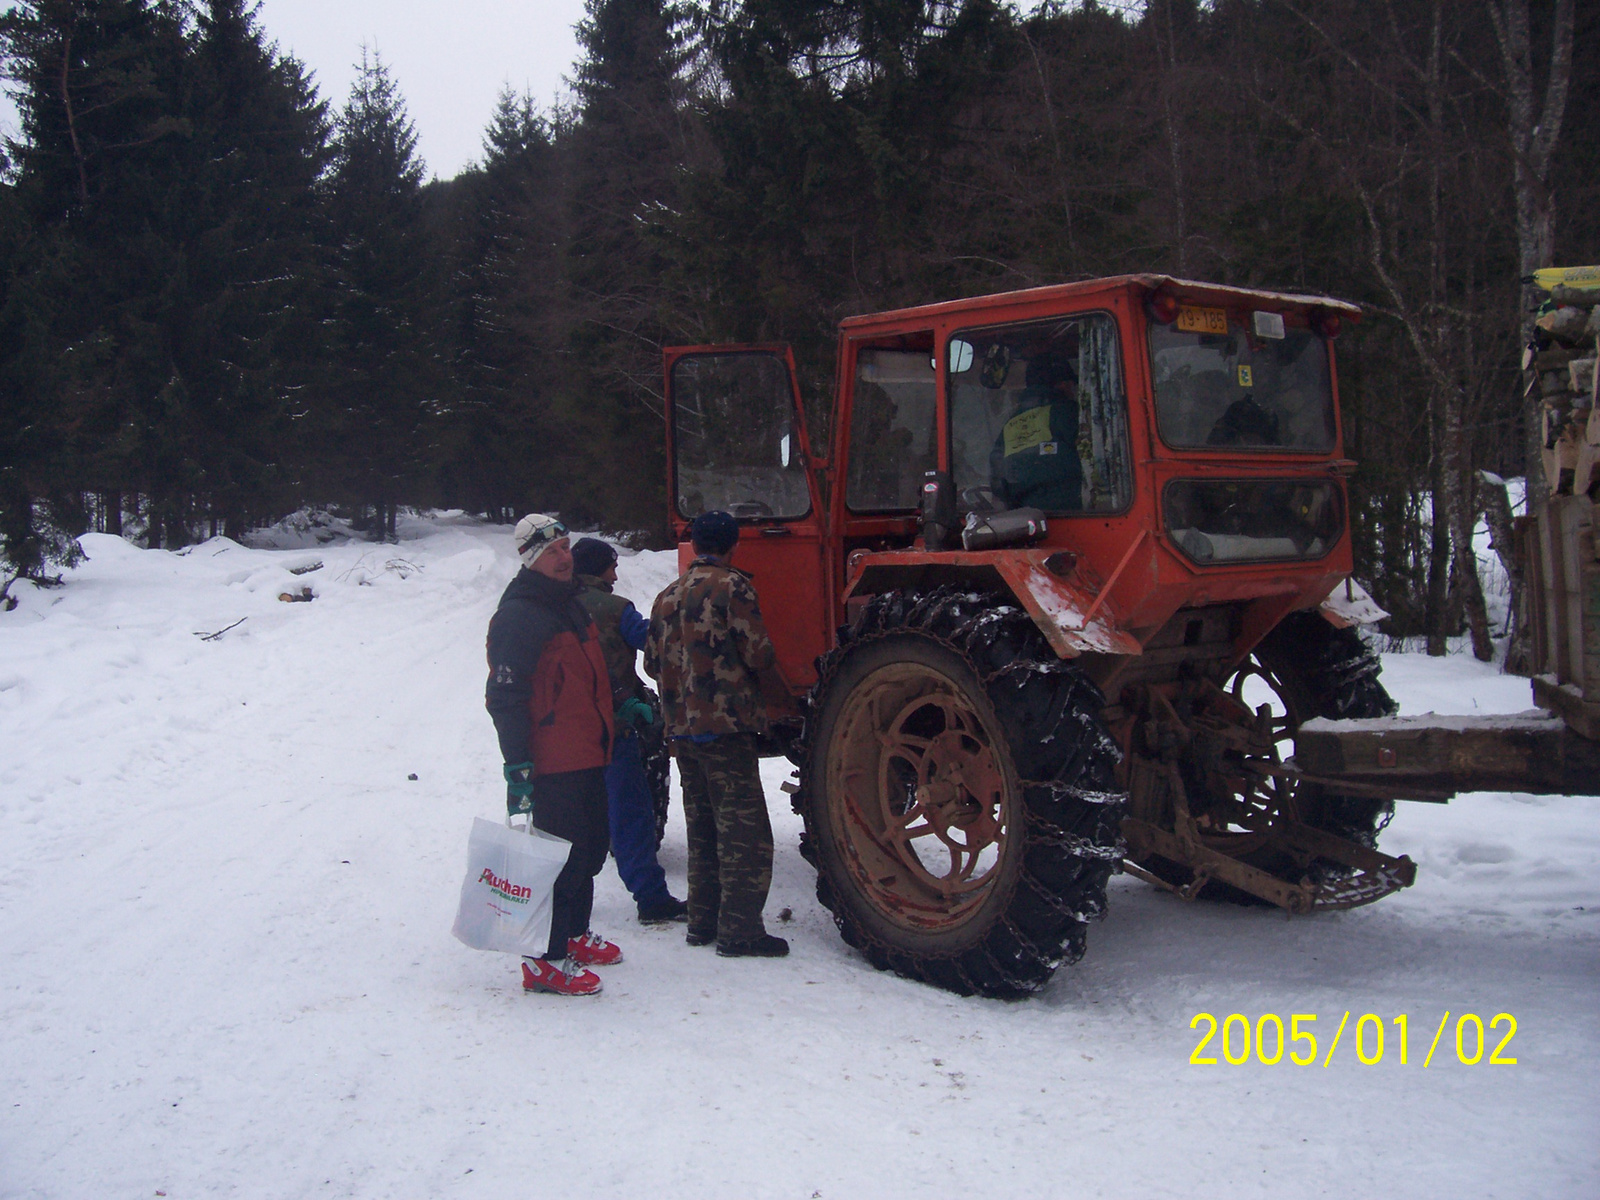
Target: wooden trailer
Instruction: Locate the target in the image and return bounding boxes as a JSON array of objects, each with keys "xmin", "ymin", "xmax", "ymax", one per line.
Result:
[{"xmin": 1294, "ymin": 495, "xmax": 1600, "ymax": 798}]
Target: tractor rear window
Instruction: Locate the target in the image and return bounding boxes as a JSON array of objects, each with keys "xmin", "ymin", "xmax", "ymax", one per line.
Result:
[
  {"xmin": 947, "ymin": 312, "xmax": 1132, "ymax": 515},
  {"xmin": 1164, "ymin": 479, "xmax": 1342, "ymax": 564},
  {"xmin": 671, "ymin": 352, "xmax": 811, "ymax": 521},
  {"xmin": 1149, "ymin": 315, "xmax": 1336, "ymax": 452}
]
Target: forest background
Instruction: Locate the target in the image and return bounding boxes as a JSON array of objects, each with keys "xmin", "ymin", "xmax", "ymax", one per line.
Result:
[{"xmin": 1, "ymin": 0, "xmax": 1595, "ymax": 649}]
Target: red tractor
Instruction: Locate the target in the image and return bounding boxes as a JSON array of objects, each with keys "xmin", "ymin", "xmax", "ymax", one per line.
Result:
[{"xmin": 663, "ymin": 275, "xmax": 1415, "ymax": 998}]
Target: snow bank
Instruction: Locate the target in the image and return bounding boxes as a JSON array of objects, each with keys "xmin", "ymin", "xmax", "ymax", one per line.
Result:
[{"xmin": 1, "ymin": 515, "xmax": 1595, "ymax": 1199}]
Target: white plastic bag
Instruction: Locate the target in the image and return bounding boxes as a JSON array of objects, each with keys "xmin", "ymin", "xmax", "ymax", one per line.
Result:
[{"xmin": 451, "ymin": 817, "xmax": 572, "ymax": 955}]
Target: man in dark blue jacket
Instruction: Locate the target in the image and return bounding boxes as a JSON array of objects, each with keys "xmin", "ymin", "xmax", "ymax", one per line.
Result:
[{"xmin": 485, "ymin": 513, "xmax": 622, "ymax": 996}]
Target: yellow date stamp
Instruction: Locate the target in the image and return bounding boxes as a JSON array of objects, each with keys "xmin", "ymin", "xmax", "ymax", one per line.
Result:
[{"xmin": 1189, "ymin": 1011, "xmax": 1518, "ymax": 1066}]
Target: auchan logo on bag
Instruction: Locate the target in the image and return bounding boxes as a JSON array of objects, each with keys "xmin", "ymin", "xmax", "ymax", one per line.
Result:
[{"xmin": 478, "ymin": 867, "xmax": 532, "ymax": 904}]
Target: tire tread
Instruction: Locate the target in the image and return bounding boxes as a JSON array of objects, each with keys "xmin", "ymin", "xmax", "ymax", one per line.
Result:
[{"xmin": 796, "ymin": 586, "xmax": 1126, "ymax": 999}]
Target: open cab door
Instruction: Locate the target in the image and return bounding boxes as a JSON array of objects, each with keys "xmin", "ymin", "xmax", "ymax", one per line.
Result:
[{"xmin": 663, "ymin": 344, "xmax": 831, "ymax": 693}]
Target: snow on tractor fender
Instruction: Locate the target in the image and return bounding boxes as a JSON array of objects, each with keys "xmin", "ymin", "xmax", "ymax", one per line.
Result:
[{"xmin": 1317, "ymin": 577, "xmax": 1388, "ymax": 629}]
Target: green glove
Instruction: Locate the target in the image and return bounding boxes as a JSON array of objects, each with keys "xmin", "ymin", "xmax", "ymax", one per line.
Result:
[
  {"xmin": 617, "ymin": 697, "xmax": 655, "ymax": 728},
  {"xmin": 503, "ymin": 761, "xmax": 535, "ymax": 815}
]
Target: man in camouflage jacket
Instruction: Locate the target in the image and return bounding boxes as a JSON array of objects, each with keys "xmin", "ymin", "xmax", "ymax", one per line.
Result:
[{"xmin": 645, "ymin": 510, "xmax": 791, "ymax": 957}]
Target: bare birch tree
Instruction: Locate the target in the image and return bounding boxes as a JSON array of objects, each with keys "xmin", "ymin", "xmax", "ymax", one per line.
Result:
[{"xmin": 1484, "ymin": 0, "xmax": 1575, "ymax": 509}]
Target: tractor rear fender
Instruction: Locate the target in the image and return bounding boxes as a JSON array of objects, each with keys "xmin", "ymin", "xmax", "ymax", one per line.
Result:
[{"xmin": 843, "ymin": 548, "xmax": 1144, "ymax": 659}]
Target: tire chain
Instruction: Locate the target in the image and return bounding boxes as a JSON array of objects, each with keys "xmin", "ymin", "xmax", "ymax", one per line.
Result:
[
  {"xmin": 794, "ymin": 585, "xmax": 1128, "ymax": 998},
  {"xmin": 1249, "ymin": 613, "xmax": 1399, "ymax": 860}
]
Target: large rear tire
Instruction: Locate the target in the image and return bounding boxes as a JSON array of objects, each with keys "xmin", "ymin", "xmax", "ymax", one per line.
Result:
[{"xmin": 795, "ymin": 588, "xmax": 1125, "ymax": 998}]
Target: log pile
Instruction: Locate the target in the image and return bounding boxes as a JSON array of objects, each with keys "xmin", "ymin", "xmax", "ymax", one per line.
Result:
[
  {"xmin": 1523, "ymin": 493, "xmax": 1600, "ymax": 735},
  {"xmin": 1528, "ymin": 274, "xmax": 1600, "ymax": 496},
  {"xmin": 1522, "ymin": 266, "xmax": 1600, "ymax": 727}
]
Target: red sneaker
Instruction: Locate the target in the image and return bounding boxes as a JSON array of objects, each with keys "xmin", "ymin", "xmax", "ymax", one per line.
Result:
[
  {"xmin": 521, "ymin": 957, "xmax": 602, "ymax": 996},
  {"xmin": 567, "ymin": 931, "xmax": 623, "ymax": 967}
]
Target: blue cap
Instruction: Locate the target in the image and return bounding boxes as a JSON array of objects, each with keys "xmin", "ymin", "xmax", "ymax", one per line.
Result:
[
  {"xmin": 689, "ymin": 510, "xmax": 739, "ymax": 556},
  {"xmin": 571, "ymin": 537, "xmax": 618, "ymax": 577}
]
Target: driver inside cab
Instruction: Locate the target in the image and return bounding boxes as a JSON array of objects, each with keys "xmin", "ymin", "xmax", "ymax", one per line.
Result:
[{"xmin": 989, "ymin": 353, "xmax": 1083, "ymax": 511}]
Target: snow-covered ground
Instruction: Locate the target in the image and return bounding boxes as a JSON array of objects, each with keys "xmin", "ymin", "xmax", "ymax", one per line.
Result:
[{"xmin": 1, "ymin": 512, "xmax": 1595, "ymax": 1199}]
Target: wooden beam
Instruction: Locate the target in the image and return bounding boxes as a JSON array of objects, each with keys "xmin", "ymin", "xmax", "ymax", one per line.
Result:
[{"xmin": 1294, "ymin": 710, "xmax": 1600, "ymax": 796}]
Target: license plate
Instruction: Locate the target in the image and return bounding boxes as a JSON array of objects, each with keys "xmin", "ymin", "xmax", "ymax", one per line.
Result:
[{"xmin": 1176, "ymin": 305, "xmax": 1229, "ymax": 334}]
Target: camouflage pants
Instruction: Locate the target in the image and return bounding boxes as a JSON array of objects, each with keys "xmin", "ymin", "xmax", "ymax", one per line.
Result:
[{"xmin": 675, "ymin": 733, "xmax": 773, "ymax": 943}]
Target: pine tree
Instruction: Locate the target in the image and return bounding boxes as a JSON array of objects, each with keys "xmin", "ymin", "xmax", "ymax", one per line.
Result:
[
  {"xmin": 557, "ymin": 0, "xmax": 695, "ymax": 528},
  {"xmin": 432, "ymin": 87, "xmax": 563, "ymax": 520},
  {"xmin": 170, "ymin": 0, "xmax": 331, "ymax": 537},
  {"xmin": 0, "ymin": 0, "xmax": 193, "ymax": 547},
  {"xmin": 0, "ymin": 143, "xmax": 82, "ymax": 598},
  {"xmin": 318, "ymin": 49, "xmax": 438, "ymax": 540}
]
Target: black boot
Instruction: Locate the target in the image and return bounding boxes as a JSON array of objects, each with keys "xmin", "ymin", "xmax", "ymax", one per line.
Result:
[
  {"xmin": 715, "ymin": 934, "xmax": 789, "ymax": 958},
  {"xmin": 638, "ymin": 895, "xmax": 689, "ymax": 924}
]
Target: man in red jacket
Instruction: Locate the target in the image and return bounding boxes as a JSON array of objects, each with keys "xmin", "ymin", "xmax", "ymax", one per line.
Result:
[{"xmin": 486, "ymin": 513, "xmax": 621, "ymax": 996}]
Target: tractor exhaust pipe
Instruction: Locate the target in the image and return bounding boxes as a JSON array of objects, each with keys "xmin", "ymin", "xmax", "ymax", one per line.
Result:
[{"xmin": 920, "ymin": 470, "xmax": 958, "ymax": 550}]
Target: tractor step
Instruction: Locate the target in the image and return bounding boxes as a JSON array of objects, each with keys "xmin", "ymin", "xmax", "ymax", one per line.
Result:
[{"xmin": 1274, "ymin": 820, "xmax": 1416, "ymax": 910}]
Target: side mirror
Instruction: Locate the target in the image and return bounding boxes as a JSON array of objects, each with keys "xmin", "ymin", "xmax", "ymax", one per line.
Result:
[{"xmin": 948, "ymin": 339, "xmax": 974, "ymax": 374}]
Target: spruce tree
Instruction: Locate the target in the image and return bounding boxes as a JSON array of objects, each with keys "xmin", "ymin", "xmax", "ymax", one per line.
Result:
[
  {"xmin": 432, "ymin": 87, "xmax": 562, "ymax": 521},
  {"xmin": 318, "ymin": 50, "xmax": 438, "ymax": 540},
  {"xmin": 559, "ymin": 0, "xmax": 694, "ymax": 528},
  {"xmin": 0, "ymin": 0, "xmax": 192, "ymax": 546},
  {"xmin": 171, "ymin": 0, "xmax": 330, "ymax": 537},
  {"xmin": 0, "ymin": 144, "xmax": 82, "ymax": 597}
]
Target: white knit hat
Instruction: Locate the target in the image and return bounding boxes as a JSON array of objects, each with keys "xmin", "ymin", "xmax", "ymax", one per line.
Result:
[{"xmin": 513, "ymin": 513, "xmax": 568, "ymax": 568}]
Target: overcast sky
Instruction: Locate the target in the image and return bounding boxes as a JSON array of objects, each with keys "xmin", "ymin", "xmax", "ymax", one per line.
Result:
[
  {"xmin": 257, "ymin": 0, "xmax": 591, "ymax": 178},
  {"xmin": 0, "ymin": 0, "xmax": 593, "ymax": 181}
]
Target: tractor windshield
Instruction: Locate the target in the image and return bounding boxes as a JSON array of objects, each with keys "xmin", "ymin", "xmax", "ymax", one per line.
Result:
[
  {"xmin": 671, "ymin": 352, "xmax": 810, "ymax": 520},
  {"xmin": 947, "ymin": 312, "xmax": 1132, "ymax": 515},
  {"xmin": 1148, "ymin": 309, "xmax": 1335, "ymax": 452}
]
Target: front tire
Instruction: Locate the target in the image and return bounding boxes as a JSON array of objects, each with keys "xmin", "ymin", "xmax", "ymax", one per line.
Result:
[
  {"xmin": 1131, "ymin": 610, "xmax": 1401, "ymax": 901},
  {"xmin": 796, "ymin": 588, "xmax": 1125, "ymax": 998},
  {"xmin": 1250, "ymin": 611, "xmax": 1398, "ymax": 846}
]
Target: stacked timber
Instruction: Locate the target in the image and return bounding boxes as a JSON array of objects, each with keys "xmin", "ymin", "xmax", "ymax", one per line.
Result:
[
  {"xmin": 1526, "ymin": 267, "xmax": 1600, "ymax": 496},
  {"xmin": 1524, "ymin": 493, "xmax": 1600, "ymax": 737}
]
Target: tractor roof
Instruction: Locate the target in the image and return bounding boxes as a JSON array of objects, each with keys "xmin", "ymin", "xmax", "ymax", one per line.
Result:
[{"xmin": 837, "ymin": 274, "xmax": 1363, "ymax": 331}]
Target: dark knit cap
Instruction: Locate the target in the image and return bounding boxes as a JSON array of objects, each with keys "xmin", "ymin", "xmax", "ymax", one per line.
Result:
[
  {"xmin": 689, "ymin": 510, "xmax": 739, "ymax": 556},
  {"xmin": 571, "ymin": 537, "xmax": 619, "ymax": 577},
  {"xmin": 1025, "ymin": 353, "xmax": 1076, "ymax": 390}
]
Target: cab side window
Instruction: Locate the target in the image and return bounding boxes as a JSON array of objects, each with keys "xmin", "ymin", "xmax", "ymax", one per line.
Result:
[{"xmin": 845, "ymin": 348, "xmax": 938, "ymax": 512}]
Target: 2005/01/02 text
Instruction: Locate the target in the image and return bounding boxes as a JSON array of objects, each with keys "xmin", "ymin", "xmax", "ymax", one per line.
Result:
[{"xmin": 1189, "ymin": 1012, "xmax": 1517, "ymax": 1067}]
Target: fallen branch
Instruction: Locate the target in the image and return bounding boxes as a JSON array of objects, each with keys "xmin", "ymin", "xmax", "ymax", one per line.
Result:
[{"xmin": 196, "ymin": 617, "xmax": 247, "ymax": 641}]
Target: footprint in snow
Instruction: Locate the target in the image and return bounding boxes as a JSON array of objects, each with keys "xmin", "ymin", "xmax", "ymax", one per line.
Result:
[{"xmin": 1452, "ymin": 842, "xmax": 1515, "ymax": 865}]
